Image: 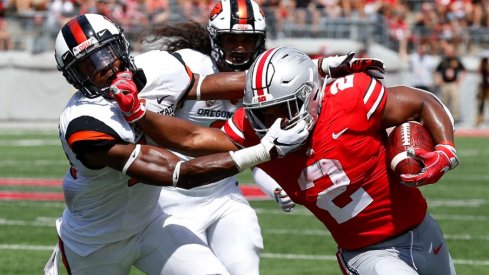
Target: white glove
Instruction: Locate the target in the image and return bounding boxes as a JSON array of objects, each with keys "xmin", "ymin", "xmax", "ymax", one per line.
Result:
[
  {"xmin": 274, "ymin": 188, "xmax": 295, "ymax": 212},
  {"xmin": 260, "ymin": 118, "xmax": 309, "ymax": 158}
]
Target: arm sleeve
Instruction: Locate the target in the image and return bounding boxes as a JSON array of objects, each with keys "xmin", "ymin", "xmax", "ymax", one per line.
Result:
[{"xmin": 252, "ymin": 166, "xmax": 281, "ymax": 199}]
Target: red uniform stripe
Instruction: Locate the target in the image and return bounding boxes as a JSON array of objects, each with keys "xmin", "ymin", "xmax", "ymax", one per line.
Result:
[
  {"xmin": 254, "ymin": 48, "xmax": 275, "ymax": 96},
  {"xmin": 237, "ymin": 0, "xmax": 248, "ymax": 24},
  {"xmin": 68, "ymin": 19, "xmax": 87, "ymax": 44},
  {"xmin": 336, "ymin": 249, "xmax": 350, "ymax": 275}
]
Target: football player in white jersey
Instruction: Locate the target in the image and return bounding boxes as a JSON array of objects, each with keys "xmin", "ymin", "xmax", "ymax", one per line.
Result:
[
  {"xmin": 47, "ymin": 13, "xmax": 311, "ymax": 275},
  {"xmin": 140, "ymin": 1, "xmax": 291, "ymax": 273}
]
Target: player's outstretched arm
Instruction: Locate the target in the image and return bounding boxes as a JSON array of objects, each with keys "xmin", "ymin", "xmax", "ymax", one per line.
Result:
[
  {"xmin": 83, "ymin": 117, "xmax": 309, "ymax": 189},
  {"xmin": 253, "ymin": 167, "xmax": 295, "ymax": 212},
  {"xmin": 312, "ymin": 52, "xmax": 385, "ymax": 79},
  {"xmin": 185, "ymin": 72, "xmax": 246, "ymax": 100},
  {"xmin": 111, "ymin": 72, "xmax": 239, "ymax": 156},
  {"xmin": 139, "ymin": 111, "xmax": 239, "ymax": 156}
]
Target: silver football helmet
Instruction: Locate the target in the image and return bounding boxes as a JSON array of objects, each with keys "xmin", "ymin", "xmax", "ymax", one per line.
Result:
[
  {"xmin": 54, "ymin": 14, "xmax": 136, "ymax": 98},
  {"xmin": 243, "ymin": 47, "xmax": 322, "ymax": 137},
  {"xmin": 207, "ymin": 0, "xmax": 266, "ymax": 72}
]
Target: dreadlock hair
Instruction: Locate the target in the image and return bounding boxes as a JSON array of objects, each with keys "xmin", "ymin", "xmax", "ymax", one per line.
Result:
[{"xmin": 141, "ymin": 20, "xmax": 212, "ymax": 56}]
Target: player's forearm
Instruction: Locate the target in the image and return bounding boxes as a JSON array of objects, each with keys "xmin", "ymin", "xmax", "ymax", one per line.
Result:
[
  {"xmin": 181, "ymin": 128, "xmax": 239, "ymax": 156},
  {"xmin": 126, "ymin": 145, "xmax": 270, "ymax": 189},
  {"xmin": 194, "ymin": 72, "xmax": 246, "ymax": 100},
  {"xmin": 384, "ymin": 86, "xmax": 454, "ymax": 145},
  {"xmin": 176, "ymin": 154, "xmax": 240, "ymax": 189},
  {"xmin": 418, "ymin": 92, "xmax": 455, "ymax": 145}
]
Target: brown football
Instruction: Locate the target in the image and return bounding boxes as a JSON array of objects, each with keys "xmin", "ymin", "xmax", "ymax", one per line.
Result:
[{"xmin": 386, "ymin": 121, "xmax": 435, "ymax": 175}]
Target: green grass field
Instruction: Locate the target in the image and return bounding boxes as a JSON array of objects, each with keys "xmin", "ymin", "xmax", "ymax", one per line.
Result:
[{"xmin": 0, "ymin": 129, "xmax": 488, "ymax": 274}]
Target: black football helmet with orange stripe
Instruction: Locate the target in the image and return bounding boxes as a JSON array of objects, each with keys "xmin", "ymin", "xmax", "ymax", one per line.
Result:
[
  {"xmin": 208, "ymin": 0, "xmax": 266, "ymax": 72},
  {"xmin": 54, "ymin": 14, "xmax": 136, "ymax": 98}
]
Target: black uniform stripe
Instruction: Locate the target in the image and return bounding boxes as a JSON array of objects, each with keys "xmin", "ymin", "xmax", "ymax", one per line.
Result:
[{"xmin": 62, "ymin": 15, "xmax": 96, "ymax": 50}]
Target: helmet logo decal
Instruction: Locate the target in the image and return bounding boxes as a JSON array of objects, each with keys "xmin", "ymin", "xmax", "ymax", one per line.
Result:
[
  {"xmin": 72, "ymin": 36, "xmax": 98, "ymax": 57},
  {"xmin": 233, "ymin": 24, "xmax": 252, "ymax": 30},
  {"xmin": 257, "ymin": 95, "xmax": 267, "ymax": 102},
  {"xmin": 209, "ymin": 2, "xmax": 223, "ymax": 20}
]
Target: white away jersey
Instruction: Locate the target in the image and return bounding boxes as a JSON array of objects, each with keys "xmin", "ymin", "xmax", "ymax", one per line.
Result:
[
  {"xmin": 136, "ymin": 50, "xmax": 194, "ymax": 117},
  {"xmin": 58, "ymin": 92, "xmax": 161, "ymax": 256},
  {"xmin": 159, "ymin": 49, "xmax": 241, "ymax": 198},
  {"xmin": 174, "ymin": 49, "xmax": 241, "ymax": 130}
]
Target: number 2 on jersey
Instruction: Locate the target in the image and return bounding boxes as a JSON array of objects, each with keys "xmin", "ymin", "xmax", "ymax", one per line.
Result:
[{"xmin": 298, "ymin": 159, "xmax": 373, "ymax": 224}]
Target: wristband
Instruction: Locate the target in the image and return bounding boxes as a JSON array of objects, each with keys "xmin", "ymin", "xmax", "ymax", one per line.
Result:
[
  {"xmin": 229, "ymin": 144, "xmax": 271, "ymax": 172},
  {"xmin": 122, "ymin": 144, "xmax": 141, "ymax": 174},
  {"xmin": 435, "ymin": 144, "xmax": 459, "ymax": 170},
  {"xmin": 172, "ymin": 160, "xmax": 184, "ymax": 187},
  {"xmin": 312, "ymin": 58, "xmax": 326, "ymax": 78},
  {"xmin": 196, "ymin": 75, "xmax": 206, "ymax": 101}
]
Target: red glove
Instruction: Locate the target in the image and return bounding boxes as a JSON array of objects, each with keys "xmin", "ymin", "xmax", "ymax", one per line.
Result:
[
  {"xmin": 110, "ymin": 71, "xmax": 146, "ymax": 123},
  {"xmin": 400, "ymin": 144, "xmax": 459, "ymax": 187},
  {"xmin": 349, "ymin": 58, "xmax": 385, "ymax": 79}
]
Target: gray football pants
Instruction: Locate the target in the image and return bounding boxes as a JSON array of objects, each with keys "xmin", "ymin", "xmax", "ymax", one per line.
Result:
[{"xmin": 337, "ymin": 214, "xmax": 456, "ymax": 275}]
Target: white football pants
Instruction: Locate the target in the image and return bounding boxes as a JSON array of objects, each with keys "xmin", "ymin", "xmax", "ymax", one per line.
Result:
[
  {"xmin": 59, "ymin": 213, "xmax": 229, "ymax": 275},
  {"xmin": 159, "ymin": 183, "xmax": 263, "ymax": 275}
]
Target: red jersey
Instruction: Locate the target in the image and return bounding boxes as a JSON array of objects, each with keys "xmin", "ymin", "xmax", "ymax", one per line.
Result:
[{"xmin": 223, "ymin": 73, "xmax": 427, "ymax": 250}]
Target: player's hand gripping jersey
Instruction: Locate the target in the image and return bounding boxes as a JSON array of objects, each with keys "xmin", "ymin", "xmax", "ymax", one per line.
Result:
[{"xmin": 223, "ymin": 73, "xmax": 428, "ymax": 250}]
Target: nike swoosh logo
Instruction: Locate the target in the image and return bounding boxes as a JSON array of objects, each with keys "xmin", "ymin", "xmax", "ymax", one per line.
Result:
[
  {"xmin": 332, "ymin": 128, "xmax": 348, "ymax": 139},
  {"xmin": 434, "ymin": 243, "xmax": 443, "ymax": 255},
  {"xmin": 98, "ymin": 29, "xmax": 108, "ymax": 37},
  {"xmin": 157, "ymin": 95, "xmax": 170, "ymax": 104}
]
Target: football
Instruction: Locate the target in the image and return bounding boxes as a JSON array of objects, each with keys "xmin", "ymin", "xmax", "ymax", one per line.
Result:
[{"xmin": 386, "ymin": 121, "xmax": 435, "ymax": 175}]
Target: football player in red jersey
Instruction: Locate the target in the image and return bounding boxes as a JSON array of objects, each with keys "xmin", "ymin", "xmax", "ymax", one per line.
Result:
[
  {"xmin": 119, "ymin": 47, "xmax": 458, "ymax": 275},
  {"xmin": 226, "ymin": 47, "xmax": 458, "ymax": 275}
]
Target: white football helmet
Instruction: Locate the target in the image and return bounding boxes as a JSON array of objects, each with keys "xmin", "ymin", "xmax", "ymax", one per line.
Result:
[
  {"xmin": 54, "ymin": 14, "xmax": 136, "ymax": 98},
  {"xmin": 208, "ymin": 0, "xmax": 266, "ymax": 72},
  {"xmin": 244, "ymin": 47, "xmax": 322, "ymax": 137}
]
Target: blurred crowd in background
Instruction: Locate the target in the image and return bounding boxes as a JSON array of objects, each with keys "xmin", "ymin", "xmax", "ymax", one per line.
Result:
[
  {"xmin": 0, "ymin": 0, "xmax": 488, "ymax": 126},
  {"xmin": 0, "ymin": 0, "xmax": 488, "ymax": 55}
]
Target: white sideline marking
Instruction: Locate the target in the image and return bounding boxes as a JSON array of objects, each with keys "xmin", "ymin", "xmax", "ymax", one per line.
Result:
[
  {"xmin": 0, "ymin": 244, "xmax": 54, "ymax": 251},
  {"xmin": 255, "ymin": 208, "xmax": 489, "ymax": 220},
  {"xmin": 0, "ymin": 160, "xmax": 66, "ymax": 166},
  {"xmin": 428, "ymin": 199, "xmax": 486, "ymax": 208},
  {"xmin": 265, "ymin": 228, "xmax": 489, "ymax": 241},
  {"xmin": 0, "ymin": 139, "xmax": 59, "ymax": 146},
  {"xmin": 0, "ymin": 201, "xmax": 65, "ymax": 208},
  {"xmin": 1, "ymin": 245, "xmax": 488, "ymax": 266},
  {"xmin": 0, "ymin": 218, "xmax": 54, "ymax": 227},
  {"xmin": 261, "ymin": 253, "xmax": 489, "ymax": 266}
]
